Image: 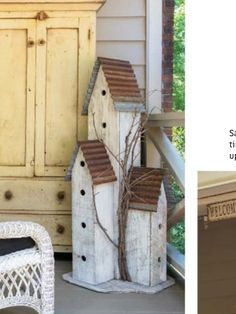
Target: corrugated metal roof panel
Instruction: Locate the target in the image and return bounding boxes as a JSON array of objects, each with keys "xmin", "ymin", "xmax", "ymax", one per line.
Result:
[
  {"xmin": 80, "ymin": 140, "xmax": 117, "ymax": 186},
  {"xmin": 82, "ymin": 57, "xmax": 145, "ymax": 115},
  {"xmin": 129, "ymin": 167, "xmax": 166, "ymax": 212},
  {"xmin": 65, "ymin": 140, "xmax": 117, "ymax": 185},
  {"xmin": 99, "ymin": 57, "xmax": 144, "ymax": 104}
]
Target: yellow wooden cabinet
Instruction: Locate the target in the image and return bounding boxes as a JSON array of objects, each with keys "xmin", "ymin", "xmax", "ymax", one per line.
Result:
[{"xmin": 0, "ymin": 0, "xmax": 105, "ymax": 252}]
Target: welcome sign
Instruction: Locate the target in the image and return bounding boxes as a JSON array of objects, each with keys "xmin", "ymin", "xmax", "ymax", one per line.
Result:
[{"xmin": 208, "ymin": 199, "xmax": 236, "ymax": 222}]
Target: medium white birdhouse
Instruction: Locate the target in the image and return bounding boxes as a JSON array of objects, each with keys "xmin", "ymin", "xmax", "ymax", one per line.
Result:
[{"xmin": 67, "ymin": 140, "xmax": 117, "ymax": 285}]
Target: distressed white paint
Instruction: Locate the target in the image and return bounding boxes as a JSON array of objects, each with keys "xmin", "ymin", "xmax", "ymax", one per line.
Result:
[
  {"xmin": 126, "ymin": 183, "xmax": 167, "ymax": 286},
  {"xmin": 72, "ymin": 149, "xmax": 115, "ymax": 284},
  {"xmin": 150, "ymin": 183, "xmax": 167, "ymax": 285},
  {"xmin": 88, "ymin": 68, "xmax": 119, "ymax": 175},
  {"xmin": 126, "ymin": 210, "xmax": 151, "ymax": 286},
  {"xmin": 72, "ymin": 150, "xmax": 95, "ymax": 283},
  {"xmin": 88, "ymin": 68, "xmax": 141, "ymax": 168},
  {"xmin": 94, "ymin": 183, "xmax": 115, "ymax": 282},
  {"xmin": 88, "ymin": 68, "xmax": 143, "ymax": 279}
]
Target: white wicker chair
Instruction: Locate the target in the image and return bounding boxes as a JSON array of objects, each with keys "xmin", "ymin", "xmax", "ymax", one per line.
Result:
[{"xmin": 0, "ymin": 221, "xmax": 54, "ymax": 314}]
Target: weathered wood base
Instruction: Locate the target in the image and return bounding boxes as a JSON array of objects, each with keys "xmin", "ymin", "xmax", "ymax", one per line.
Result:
[{"xmin": 63, "ymin": 272, "xmax": 175, "ymax": 294}]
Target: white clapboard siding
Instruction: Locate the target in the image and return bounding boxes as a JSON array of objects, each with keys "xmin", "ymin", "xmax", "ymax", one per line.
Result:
[
  {"xmin": 96, "ymin": 42, "xmax": 145, "ymax": 65},
  {"xmin": 97, "ymin": 0, "xmax": 146, "ymax": 91},
  {"xmin": 97, "ymin": 0, "xmax": 145, "ymax": 17},
  {"xmin": 97, "ymin": 18, "xmax": 145, "ymax": 41},
  {"xmin": 133, "ymin": 66, "xmax": 145, "ymax": 89}
]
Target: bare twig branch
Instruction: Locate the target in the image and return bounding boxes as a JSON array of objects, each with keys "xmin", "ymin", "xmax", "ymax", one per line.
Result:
[
  {"xmin": 91, "ymin": 185, "xmax": 118, "ymax": 249},
  {"xmin": 91, "ymin": 110, "xmax": 150, "ymax": 282}
]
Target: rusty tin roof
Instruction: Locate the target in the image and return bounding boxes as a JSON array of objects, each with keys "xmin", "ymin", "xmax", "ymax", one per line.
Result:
[
  {"xmin": 82, "ymin": 57, "xmax": 145, "ymax": 115},
  {"xmin": 66, "ymin": 140, "xmax": 117, "ymax": 186},
  {"xmin": 129, "ymin": 167, "xmax": 166, "ymax": 212}
]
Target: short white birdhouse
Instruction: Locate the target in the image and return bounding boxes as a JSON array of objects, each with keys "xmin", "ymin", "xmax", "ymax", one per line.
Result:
[{"xmin": 127, "ymin": 167, "xmax": 167, "ymax": 286}]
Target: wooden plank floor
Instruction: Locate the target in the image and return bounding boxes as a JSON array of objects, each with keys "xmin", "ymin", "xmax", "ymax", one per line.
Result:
[{"xmin": 1, "ymin": 259, "xmax": 184, "ymax": 314}]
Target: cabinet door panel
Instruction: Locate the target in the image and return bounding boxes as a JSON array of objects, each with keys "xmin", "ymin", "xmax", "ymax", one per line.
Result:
[
  {"xmin": 0, "ymin": 20, "xmax": 35, "ymax": 177},
  {"xmin": 35, "ymin": 18, "xmax": 79, "ymax": 177},
  {"xmin": 46, "ymin": 28, "xmax": 78, "ymax": 167}
]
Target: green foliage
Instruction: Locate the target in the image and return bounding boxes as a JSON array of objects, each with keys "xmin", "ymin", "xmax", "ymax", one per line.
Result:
[
  {"xmin": 172, "ymin": 127, "xmax": 185, "ymax": 158},
  {"xmin": 170, "ymin": 0, "xmax": 185, "ymax": 255},
  {"xmin": 172, "ymin": 0, "xmax": 185, "ymax": 158},
  {"xmin": 170, "ymin": 220, "xmax": 185, "ymax": 254},
  {"xmin": 172, "ymin": 179, "xmax": 184, "ymax": 201},
  {"xmin": 173, "ymin": 0, "xmax": 185, "ymax": 112}
]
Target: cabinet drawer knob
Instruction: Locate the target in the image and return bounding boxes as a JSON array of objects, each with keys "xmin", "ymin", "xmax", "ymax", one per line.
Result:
[
  {"xmin": 38, "ymin": 39, "xmax": 46, "ymax": 46},
  {"xmin": 4, "ymin": 190, "xmax": 13, "ymax": 200},
  {"xmin": 27, "ymin": 40, "xmax": 35, "ymax": 48},
  {"xmin": 57, "ymin": 224, "xmax": 65, "ymax": 234},
  {"xmin": 57, "ymin": 191, "xmax": 65, "ymax": 201}
]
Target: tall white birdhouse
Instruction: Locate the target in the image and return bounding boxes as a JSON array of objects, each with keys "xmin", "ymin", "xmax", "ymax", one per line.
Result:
[
  {"xmin": 82, "ymin": 57, "xmax": 145, "ymax": 170},
  {"xmin": 82, "ymin": 58, "xmax": 146, "ymax": 278}
]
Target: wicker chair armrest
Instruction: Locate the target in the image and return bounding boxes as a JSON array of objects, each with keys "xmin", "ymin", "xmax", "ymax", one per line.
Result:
[
  {"xmin": 0, "ymin": 221, "xmax": 54, "ymax": 314},
  {"xmin": 0, "ymin": 221, "xmax": 51, "ymax": 248},
  {"xmin": 0, "ymin": 221, "xmax": 53, "ymax": 258}
]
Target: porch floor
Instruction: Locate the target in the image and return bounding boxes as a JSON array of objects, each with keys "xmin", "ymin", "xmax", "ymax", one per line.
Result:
[{"xmin": 1, "ymin": 259, "xmax": 184, "ymax": 314}]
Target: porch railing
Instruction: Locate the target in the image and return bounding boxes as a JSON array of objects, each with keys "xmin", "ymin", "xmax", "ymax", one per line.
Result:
[{"xmin": 146, "ymin": 111, "xmax": 185, "ymax": 280}]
